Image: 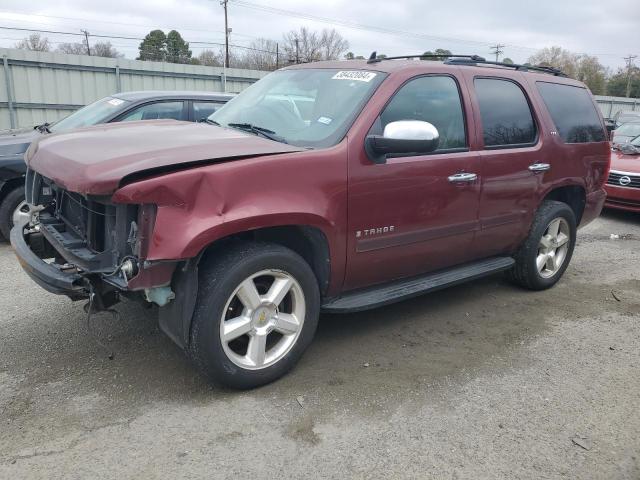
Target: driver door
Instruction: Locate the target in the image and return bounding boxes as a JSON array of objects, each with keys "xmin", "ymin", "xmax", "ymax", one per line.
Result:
[{"xmin": 345, "ymin": 74, "xmax": 481, "ymax": 290}]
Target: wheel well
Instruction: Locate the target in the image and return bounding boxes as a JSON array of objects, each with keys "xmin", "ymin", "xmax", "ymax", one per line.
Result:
[
  {"xmin": 200, "ymin": 226, "xmax": 331, "ymax": 295},
  {"xmin": 543, "ymin": 185, "xmax": 586, "ymax": 224},
  {"xmin": 0, "ymin": 178, "xmax": 24, "ymax": 202}
]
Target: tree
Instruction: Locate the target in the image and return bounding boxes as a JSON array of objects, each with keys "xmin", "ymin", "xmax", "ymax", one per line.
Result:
[
  {"xmin": 15, "ymin": 34, "xmax": 50, "ymax": 52},
  {"xmin": 241, "ymin": 38, "xmax": 279, "ymax": 71},
  {"xmin": 57, "ymin": 42, "xmax": 87, "ymax": 55},
  {"xmin": 607, "ymin": 66, "xmax": 640, "ymax": 98},
  {"xmin": 138, "ymin": 29, "xmax": 167, "ymax": 61},
  {"xmin": 93, "ymin": 41, "xmax": 122, "ymax": 58},
  {"xmin": 282, "ymin": 27, "xmax": 348, "ymax": 63},
  {"xmin": 197, "ymin": 49, "xmax": 222, "ymax": 66},
  {"xmin": 166, "ymin": 30, "xmax": 192, "ymax": 64},
  {"xmin": 502, "ymin": 57, "xmax": 514, "ymax": 64},
  {"xmin": 528, "ymin": 46, "xmax": 608, "ymax": 94},
  {"xmin": 344, "ymin": 52, "xmax": 365, "ymax": 60},
  {"xmin": 575, "ymin": 54, "xmax": 607, "ymax": 95},
  {"xmin": 421, "ymin": 49, "xmax": 452, "ymax": 60}
]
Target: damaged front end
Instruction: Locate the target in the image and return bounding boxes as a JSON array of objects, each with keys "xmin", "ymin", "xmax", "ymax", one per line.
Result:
[{"xmin": 11, "ymin": 168, "xmax": 178, "ymax": 310}]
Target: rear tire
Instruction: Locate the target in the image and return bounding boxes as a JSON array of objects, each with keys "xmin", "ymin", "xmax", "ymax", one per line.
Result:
[
  {"xmin": 0, "ymin": 187, "xmax": 26, "ymax": 240},
  {"xmin": 188, "ymin": 242, "xmax": 320, "ymax": 389},
  {"xmin": 507, "ymin": 200, "xmax": 577, "ymax": 290}
]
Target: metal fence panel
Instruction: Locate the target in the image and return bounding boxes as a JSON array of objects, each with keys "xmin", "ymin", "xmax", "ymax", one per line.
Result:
[
  {"xmin": 0, "ymin": 47, "xmax": 266, "ymax": 130},
  {"xmin": 595, "ymin": 95, "xmax": 639, "ymax": 119}
]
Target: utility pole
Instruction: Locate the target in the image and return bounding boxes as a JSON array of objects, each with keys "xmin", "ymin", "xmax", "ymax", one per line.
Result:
[
  {"xmin": 490, "ymin": 43, "xmax": 505, "ymax": 63},
  {"xmin": 275, "ymin": 42, "xmax": 279, "ymax": 69},
  {"xmin": 221, "ymin": 0, "xmax": 230, "ymax": 68},
  {"xmin": 623, "ymin": 54, "xmax": 637, "ymax": 98},
  {"xmin": 295, "ymin": 38, "xmax": 300, "ymax": 64},
  {"xmin": 81, "ymin": 29, "xmax": 91, "ymax": 56}
]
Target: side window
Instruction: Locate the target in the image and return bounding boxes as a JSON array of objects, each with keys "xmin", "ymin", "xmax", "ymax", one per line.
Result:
[
  {"xmin": 474, "ymin": 78, "xmax": 536, "ymax": 147},
  {"xmin": 193, "ymin": 101, "xmax": 225, "ymax": 121},
  {"xmin": 536, "ymin": 82, "xmax": 606, "ymax": 143},
  {"xmin": 380, "ymin": 76, "xmax": 466, "ymax": 151},
  {"xmin": 117, "ymin": 101, "xmax": 185, "ymax": 122}
]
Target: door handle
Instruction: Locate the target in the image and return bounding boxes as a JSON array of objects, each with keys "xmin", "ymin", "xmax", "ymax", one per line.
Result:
[
  {"xmin": 448, "ymin": 172, "xmax": 477, "ymax": 183},
  {"xmin": 528, "ymin": 163, "xmax": 551, "ymax": 173}
]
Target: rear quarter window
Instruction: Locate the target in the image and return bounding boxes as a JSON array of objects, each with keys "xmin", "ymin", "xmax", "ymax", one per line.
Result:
[{"xmin": 536, "ymin": 82, "xmax": 606, "ymax": 143}]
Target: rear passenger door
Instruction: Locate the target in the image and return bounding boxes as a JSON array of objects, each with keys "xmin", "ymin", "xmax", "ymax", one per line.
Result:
[{"xmin": 465, "ymin": 76, "xmax": 544, "ymax": 257}]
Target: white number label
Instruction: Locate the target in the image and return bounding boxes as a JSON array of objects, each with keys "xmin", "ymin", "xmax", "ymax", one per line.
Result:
[{"xmin": 332, "ymin": 71, "xmax": 377, "ymax": 82}]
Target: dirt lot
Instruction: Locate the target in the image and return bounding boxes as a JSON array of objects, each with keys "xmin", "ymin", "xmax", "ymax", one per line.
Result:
[{"xmin": 0, "ymin": 210, "xmax": 639, "ymax": 480}]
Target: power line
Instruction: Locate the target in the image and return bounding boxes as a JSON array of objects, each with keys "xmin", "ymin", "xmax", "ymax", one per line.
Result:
[
  {"xmin": 231, "ymin": 0, "xmax": 495, "ymax": 48},
  {"xmin": 0, "ymin": 9, "xmax": 259, "ymax": 39},
  {"xmin": 0, "ymin": 25, "xmax": 278, "ymax": 54}
]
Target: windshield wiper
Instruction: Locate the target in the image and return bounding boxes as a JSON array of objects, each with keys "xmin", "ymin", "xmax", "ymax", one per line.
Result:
[
  {"xmin": 227, "ymin": 123, "xmax": 287, "ymax": 144},
  {"xmin": 201, "ymin": 118, "xmax": 220, "ymax": 126},
  {"xmin": 34, "ymin": 122, "xmax": 51, "ymax": 133}
]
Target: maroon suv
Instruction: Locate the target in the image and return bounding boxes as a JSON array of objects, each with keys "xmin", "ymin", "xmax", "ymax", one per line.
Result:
[{"xmin": 11, "ymin": 55, "xmax": 610, "ymax": 388}]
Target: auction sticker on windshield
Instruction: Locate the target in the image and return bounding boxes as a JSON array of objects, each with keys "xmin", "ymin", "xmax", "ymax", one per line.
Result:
[{"xmin": 332, "ymin": 71, "xmax": 377, "ymax": 82}]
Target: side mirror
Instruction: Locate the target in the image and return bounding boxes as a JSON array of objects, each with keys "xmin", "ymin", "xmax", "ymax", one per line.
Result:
[{"xmin": 366, "ymin": 120, "xmax": 439, "ymax": 163}]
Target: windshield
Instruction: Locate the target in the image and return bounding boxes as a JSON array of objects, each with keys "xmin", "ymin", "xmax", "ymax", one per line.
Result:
[
  {"xmin": 50, "ymin": 96, "xmax": 130, "ymax": 132},
  {"xmin": 210, "ymin": 68, "xmax": 385, "ymax": 148},
  {"xmin": 616, "ymin": 123, "xmax": 640, "ymax": 136}
]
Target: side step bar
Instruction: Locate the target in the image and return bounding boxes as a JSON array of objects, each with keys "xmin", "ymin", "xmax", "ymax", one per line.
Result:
[{"xmin": 322, "ymin": 256, "xmax": 515, "ymax": 313}]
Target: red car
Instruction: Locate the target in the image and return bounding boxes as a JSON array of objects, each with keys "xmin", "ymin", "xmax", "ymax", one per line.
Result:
[
  {"xmin": 11, "ymin": 55, "xmax": 609, "ymax": 388},
  {"xmin": 605, "ymin": 136, "xmax": 640, "ymax": 212}
]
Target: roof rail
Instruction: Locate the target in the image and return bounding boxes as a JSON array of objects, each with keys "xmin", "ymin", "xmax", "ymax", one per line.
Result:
[
  {"xmin": 367, "ymin": 52, "xmax": 486, "ymax": 64},
  {"xmin": 444, "ymin": 57, "xmax": 567, "ymax": 77},
  {"xmin": 365, "ymin": 51, "xmax": 567, "ymax": 77}
]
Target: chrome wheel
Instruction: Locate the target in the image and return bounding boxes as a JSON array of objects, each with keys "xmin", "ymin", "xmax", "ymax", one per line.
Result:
[
  {"xmin": 536, "ymin": 217, "xmax": 570, "ymax": 278},
  {"xmin": 12, "ymin": 200, "xmax": 31, "ymax": 227},
  {"xmin": 220, "ymin": 269, "xmax": 305, "ymax": 370}
]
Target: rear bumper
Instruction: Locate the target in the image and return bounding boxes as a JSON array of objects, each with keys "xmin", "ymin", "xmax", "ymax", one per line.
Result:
[
  {"xmin": 10, "ymin": 219, "xmax": 87, "ymax": 298},
  {"xmin": 580, "ymin": 188, "xmax": 607, "ymax": 227},
  {"xmin": 604, "ymin": 184, "xmax": 640, "ymax": 213}
]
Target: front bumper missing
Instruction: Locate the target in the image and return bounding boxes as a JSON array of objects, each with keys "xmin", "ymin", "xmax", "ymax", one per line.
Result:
[{"xmin": 10, "ymin": 219, "xmax": 87, "ymax": 298}]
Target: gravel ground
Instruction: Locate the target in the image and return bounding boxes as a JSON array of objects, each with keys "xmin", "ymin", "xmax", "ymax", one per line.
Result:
[{"xmin": 0, "ymin": 210, "xmax": 639, "ymax": 479}]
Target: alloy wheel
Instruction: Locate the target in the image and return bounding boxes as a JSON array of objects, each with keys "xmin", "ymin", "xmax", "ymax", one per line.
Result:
[
  {"xmin": 536, "ymin": 217, "xmax": 570, "ymax": 278},
  {"xmin": 219, "ymin": 269, "xmax": 305, "ymax": 370}
]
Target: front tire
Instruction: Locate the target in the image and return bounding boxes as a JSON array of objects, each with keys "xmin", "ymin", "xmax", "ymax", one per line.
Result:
[
  {"xmin": 189, "ymin": 242, "xmax": 320, "ymax": 389},
  {"xmin": 0, "ymin": 187, "xmax": 27, "ymax": 240},
  {"xmin": 508, "ymin": 200, "xmax": 577, "ymax": 290}
]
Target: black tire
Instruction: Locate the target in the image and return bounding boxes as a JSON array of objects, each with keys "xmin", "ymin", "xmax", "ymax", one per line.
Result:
[
  {"xmin": 507, "ymin": 200, "xmax": 577, "ymax": 290},
  {"xmin": 188, "ymin": 242, "xmax": 320, "ymax": 389},
  {"xmin": 0, "ymin": 187, "xmax": 25, "ymax": 240}
]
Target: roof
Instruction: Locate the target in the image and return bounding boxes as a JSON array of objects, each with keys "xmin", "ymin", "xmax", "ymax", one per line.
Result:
[
  {"xmin": 112, "ymin": 90, "xmax": 236, "ymax": 102},
  {"xmin": 286, "ymin": 59, "xmax": 585, "ymax": 87}
]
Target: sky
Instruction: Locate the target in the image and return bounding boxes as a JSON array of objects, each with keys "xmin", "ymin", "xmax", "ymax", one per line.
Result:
[{"xmin": 0, "ymin": 0, "xmax": 637, "ymax": 71}]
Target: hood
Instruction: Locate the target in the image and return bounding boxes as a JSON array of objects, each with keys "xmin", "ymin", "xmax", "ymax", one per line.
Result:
[
  {"xmin": 612, "ymin": 134, "xmax": 634, "ymax": 145},
  {"xmin": 26, "ymin": 120, "xmax": 304, "ymax": 195},
  {"xmin": 611, "ymin": 150, "xmax": 640, "ymax": 174},
  {"xmin": 0, "ymin": 127, "xmax": 41, "ymax": 160}
]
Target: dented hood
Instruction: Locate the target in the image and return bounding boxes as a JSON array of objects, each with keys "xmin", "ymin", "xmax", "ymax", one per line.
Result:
[{"xmin": 26, "ymin": 120, "xmax": 304, "ymax": 195}]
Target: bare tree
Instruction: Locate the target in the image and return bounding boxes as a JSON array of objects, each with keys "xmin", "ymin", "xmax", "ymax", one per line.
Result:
[
  {"xmin": 197, "ymin": 49, "xmax": 221, "ymax": 66},
  {"xmin": 57, "ymin": 42, "xmax": 87, "ymax": 55},
  {"xmin": 320, "ymin": 29, "xmax": 349, "ymax": 61},
  {"xmin": 241, "ymin": 38, "xmax": 279, "ymax": 71},
  {"xmin": 15, "ymin": 34, "xmax": 50, "ymax": 52},
  {"xmin": 283, "ymin": 27, "xmax": 348, "ymax": 63},
  {"xmin": 93, "ymin": 41, "xmax": 122, "ymax": 58}
]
